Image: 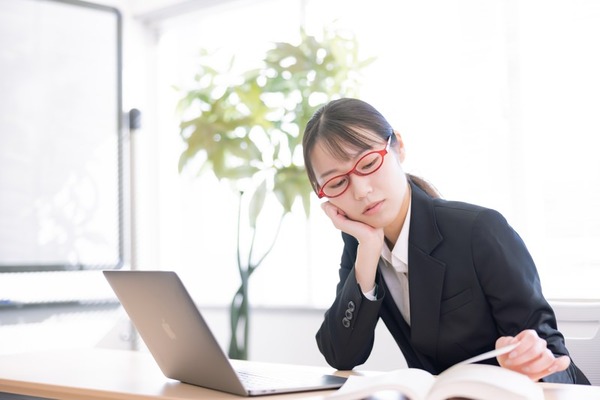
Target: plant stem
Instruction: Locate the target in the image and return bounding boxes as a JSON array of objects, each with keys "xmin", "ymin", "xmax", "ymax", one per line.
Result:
[{"xmin": 228, "ymin": 192, "xmax": 286, "ymax": 359}]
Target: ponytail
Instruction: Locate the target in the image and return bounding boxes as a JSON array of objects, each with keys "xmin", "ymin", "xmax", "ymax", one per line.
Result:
[{"xmin": 407, "ymin": 174, "xmax": 442, "ymax": 199}]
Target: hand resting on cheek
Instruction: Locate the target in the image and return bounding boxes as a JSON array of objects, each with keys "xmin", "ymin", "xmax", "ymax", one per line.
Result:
[{"xmin": 320, "ymin": 202, "xmax": 384, "ymax": 247}]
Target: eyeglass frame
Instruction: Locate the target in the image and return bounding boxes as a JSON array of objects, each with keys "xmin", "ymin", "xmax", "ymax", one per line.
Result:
[{"xmin": 317, "ymin": 135, "xmax": 393, "ymax": 199}]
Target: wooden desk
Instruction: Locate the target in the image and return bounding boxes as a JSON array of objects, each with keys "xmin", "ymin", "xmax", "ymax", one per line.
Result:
[
  {"xmin": 0, "ymin": 349, "xmax": 598, "ymax": 400},
  {"xmin": 0, "ymin": 349, "xmax": 337, "ymax": 400}
]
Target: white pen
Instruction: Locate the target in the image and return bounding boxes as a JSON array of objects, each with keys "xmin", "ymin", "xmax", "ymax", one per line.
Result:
[{"xmin": 455, "ymin": 342, "xmax": 519, "ymax": 366}]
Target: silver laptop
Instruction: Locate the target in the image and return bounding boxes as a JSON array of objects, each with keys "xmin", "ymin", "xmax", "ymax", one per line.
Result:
[{"xmin": 103, "ymin": 270, "xmax": 346, "ymax": 396}]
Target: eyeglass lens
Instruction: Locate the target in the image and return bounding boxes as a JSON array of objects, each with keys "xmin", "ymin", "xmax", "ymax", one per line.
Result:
[{"xmin": 321, "ymin": 151, "xmax": 385, "ymax": 197}]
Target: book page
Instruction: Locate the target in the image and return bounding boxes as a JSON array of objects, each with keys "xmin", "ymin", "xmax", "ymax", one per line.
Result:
[
  {"xmin": 428, "ymin": 363, "xmax": 543, "ymax": 400},
  {"xmin": 327, "ymin": 368, "xmax": 435, "ymax": 400},
  {"xmin": 326, "ymin": 344, "xmax": 542, "ymax": 400}
]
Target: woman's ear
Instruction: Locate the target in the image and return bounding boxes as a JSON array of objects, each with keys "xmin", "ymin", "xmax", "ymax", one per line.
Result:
[{"xmin": 393, "ymin": 130, "xmax": 406, "ymax": 163}]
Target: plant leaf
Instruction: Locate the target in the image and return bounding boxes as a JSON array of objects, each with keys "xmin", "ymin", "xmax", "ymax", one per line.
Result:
[{"xmin": 248, "ymin": 179, "xmax": 267, "ymax": 229}]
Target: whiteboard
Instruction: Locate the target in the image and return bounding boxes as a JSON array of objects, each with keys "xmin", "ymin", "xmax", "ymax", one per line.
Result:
[{"xmin": 0, "ymin": 0, "xmax": 123, "ymax": 271}]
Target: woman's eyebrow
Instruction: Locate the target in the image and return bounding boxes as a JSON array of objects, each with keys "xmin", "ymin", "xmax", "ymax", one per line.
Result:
[
  {"xmin": 318, "ymin": 167, "xmax": 340, "ymax": 181},
  {"xmin": 317, "ymin": 148, "xmax": 365, "ymax": 181}
]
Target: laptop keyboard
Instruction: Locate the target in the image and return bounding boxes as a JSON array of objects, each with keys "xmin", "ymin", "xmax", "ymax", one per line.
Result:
[{"xmin": 236, "ymin": 370, "xmax": 308, "ymax": 389}]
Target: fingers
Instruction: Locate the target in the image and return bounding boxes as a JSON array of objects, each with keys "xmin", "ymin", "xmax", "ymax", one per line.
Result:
[
  {"xmin": 495, "ymin": 335, "xmax": 514, "ymax": 350},
  {"xmin": 321, "ymin": 201, "xmax": 346, "ymax": 218},
  {"xmin": 320, "ymin": 202, "xmax": 383, "ymax": 243},
  {"xmin": 496, "ymin": 330, "xmax": 571, "ymax": 381}
]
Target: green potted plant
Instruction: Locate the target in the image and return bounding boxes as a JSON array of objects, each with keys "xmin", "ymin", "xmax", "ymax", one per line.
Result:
[{"xmin": 176, "ymin": 27, "xmax": 373, "ymax": 360}]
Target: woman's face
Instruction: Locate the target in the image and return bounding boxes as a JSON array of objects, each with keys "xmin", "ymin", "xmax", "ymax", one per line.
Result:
[{"xmin": 310, "ymin": 130, "xmax": 409, "ymax": 230}]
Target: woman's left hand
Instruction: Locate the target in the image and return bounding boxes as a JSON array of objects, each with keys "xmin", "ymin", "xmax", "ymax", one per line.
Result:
[{"xmin": 496, "ymin": 329, "xmax": 571, "ymax": 381}]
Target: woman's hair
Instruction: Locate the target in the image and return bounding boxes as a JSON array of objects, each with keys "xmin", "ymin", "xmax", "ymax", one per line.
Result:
[
  {"xmin": 302, "ymin": 98, "xmax": 441, "ymax": 198},
  {"xmin": 302, "ymin": 98, "xmax": 392, "ymax": 191}
]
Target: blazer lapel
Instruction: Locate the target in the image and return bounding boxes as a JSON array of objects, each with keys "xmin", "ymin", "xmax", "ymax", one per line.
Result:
[{"xmin": 407, "ymin": 181, "xmax": 446, "ymax": 358}]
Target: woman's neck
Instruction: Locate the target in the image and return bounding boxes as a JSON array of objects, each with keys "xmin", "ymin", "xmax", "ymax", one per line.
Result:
[{"xmin": 384, "ymin": 180, "xmax": 411, "ymax": 248}]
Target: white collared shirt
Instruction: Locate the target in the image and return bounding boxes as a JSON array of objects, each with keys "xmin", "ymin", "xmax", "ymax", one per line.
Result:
[{"xmin": 366, "ymin": 199, "xmax": 412, "ymax": 324}]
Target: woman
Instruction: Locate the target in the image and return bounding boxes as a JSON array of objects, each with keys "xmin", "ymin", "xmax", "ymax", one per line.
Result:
[{"xmin": 302, "ymin": 98, "xmax": 589, "ymax": 384}]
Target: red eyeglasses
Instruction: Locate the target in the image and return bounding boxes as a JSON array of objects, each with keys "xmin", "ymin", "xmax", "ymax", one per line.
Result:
[{"xmin": 317, "ymin": 136, "xmax": 392, "ymax": 199}]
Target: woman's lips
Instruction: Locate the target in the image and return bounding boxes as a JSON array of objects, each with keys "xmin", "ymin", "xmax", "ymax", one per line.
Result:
[{"xmin": 363, "ymin": 200, "xmax": 384, "ymax": 215}]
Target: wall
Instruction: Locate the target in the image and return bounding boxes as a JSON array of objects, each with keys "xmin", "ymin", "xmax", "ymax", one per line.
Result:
[
  {"xmin": 105, "ymin": 305, "xmax": 408, "ymax": 371},
  {"xmin": 1, "ymin": 303, "xmax": 406, "ymax": 371}
]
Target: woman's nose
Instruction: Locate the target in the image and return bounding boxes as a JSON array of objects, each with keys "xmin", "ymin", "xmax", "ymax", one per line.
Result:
[{"xmin": 351, "ymin": 175, "xmax": 372, "ymax": 200}]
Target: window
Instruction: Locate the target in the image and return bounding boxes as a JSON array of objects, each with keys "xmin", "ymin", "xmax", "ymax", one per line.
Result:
[
  {"xmin": 0, "ymin": 0, "xmax": 123, "ymax": 273},
  {"xmin": 0, "ymin": 0, "xmax": 123, "ymax": 305},
  {"xmin": 137, "ymin": 0, "xmax": 599, "ymax": 307}
]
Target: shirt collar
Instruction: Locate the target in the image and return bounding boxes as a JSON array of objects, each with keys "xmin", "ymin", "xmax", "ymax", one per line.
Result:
[{"xmin": 381, "ymin": 196, "xmax": 411, "ymax": 271}]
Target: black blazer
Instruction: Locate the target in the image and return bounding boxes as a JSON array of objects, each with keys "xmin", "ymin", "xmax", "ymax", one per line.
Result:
[{"xmin": 316, "ymin": 180, "xmax": 589, "ymax": 384}]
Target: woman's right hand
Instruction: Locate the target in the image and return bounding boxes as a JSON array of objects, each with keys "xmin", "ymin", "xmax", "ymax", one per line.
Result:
[
  {"xmin": 321, "ymin": 201, "xmax": 384, "ymax": 293},
  {"xmin": 321, "ymin": 202, "xmax": 383, "ymax": 244}
]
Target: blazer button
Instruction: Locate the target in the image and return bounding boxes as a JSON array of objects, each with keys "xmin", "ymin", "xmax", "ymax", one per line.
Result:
[
  {"xmin": 342, "ymin": 317, "xmax": 350, "ymax": 328},
  {"xmin": 345, "ymin": 309, "xmax": 353, "ymax": 319},
  {"xmin": 347, "ymin": 301, "xmax": 355, "ymax": 311}
]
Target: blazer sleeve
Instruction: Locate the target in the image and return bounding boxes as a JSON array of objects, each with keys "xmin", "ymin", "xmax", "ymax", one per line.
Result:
[
  {"xmin": 471, "ymin": 209, "xmax": 587, "ymax": 384},
  {"xmin": 315, "ymin": 232, "xmax": 385, "ymax": 370}
]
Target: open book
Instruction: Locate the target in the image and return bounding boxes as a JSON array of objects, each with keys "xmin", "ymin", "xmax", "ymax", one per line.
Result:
[{"xmin": 327, "ymin": 344, "xmax": 543, "ymax": 400}]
